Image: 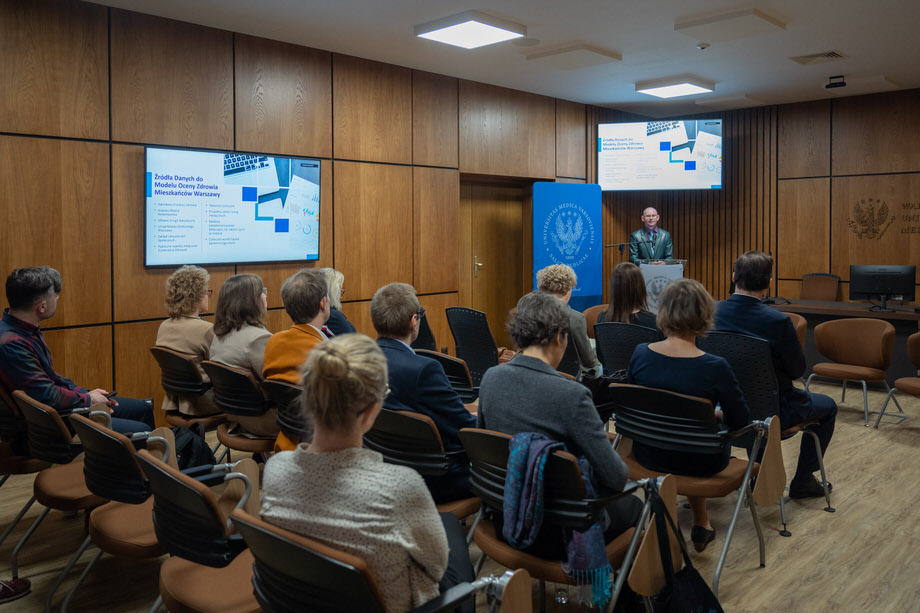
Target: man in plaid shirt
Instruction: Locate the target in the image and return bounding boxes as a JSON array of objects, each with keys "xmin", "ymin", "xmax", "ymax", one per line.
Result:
[{"xmin": 0, "ymin": 266, "xmax": 153, "ymax": 435}]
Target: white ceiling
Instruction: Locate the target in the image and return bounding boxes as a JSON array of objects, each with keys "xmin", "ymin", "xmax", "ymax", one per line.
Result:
[{"xmin": 89, "ymin": 0, "xmax": 920, "ymax": 117}]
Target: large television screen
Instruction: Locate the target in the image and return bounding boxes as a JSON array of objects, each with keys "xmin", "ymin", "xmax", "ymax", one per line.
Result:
[
  {"xmin": 597, "ymin": 119, "xmax": 722, "ymax": 191},
  {"xmin": 145, "ymin": 146, "xmax": 321, "ymax": 267}
]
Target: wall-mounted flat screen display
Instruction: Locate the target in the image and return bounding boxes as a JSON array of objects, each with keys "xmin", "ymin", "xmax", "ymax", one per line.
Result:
[
  {"xmin": 145, "ymin": 146, "xmax": 321, "ymax": 267},
  {"xmin": 597, "ymin": 119, "xmax": 722, "ymax": 191}
]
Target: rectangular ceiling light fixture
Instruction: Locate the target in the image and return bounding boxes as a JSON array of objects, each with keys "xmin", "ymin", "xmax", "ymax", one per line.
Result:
[
  {"xmin": 636, "ymin": 75, "xmax": 715, "ymax": 99},
  {"xmin": 415, "ymin": 10, "xmax": 525, "ymax": 49}
]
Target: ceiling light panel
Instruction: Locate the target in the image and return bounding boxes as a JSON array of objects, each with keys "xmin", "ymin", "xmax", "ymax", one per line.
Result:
[
  {"xmin": 636, "ymin": 76, "xmax": 714, "ymax": 99},
  {"xmin": 415, "ymin": 10, "xmax": 525, "ymax": 49}
]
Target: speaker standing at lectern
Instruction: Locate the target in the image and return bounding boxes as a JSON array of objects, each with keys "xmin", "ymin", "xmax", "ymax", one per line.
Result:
[{"xmin": 629, "ymin": 207, "xmax": 673, "ymax": 264}]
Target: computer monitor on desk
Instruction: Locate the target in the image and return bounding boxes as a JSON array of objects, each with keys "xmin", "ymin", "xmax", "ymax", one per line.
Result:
[{"xmin": 849, "ymin": 265, "xmax": 916, "ymax": 312}]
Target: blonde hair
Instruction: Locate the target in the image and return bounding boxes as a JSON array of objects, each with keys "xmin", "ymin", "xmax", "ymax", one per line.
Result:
[
  {"xmin": 301, "ymin": 334, "xmax": 388, "ymax": 432},
  {"xmin": 536, "ymin": 264, "xmax": 577, "ymax": 296},
  {"xmin": 165, "ymin": 265, "xmax": 209, "ymax": 318},
  {"xmin": 656, "ymin": 278, "xmax": 714, "ymax": 338},
  {"xmin": 320, "ymin": 268, "xmax": 345, "ymax": 310}
]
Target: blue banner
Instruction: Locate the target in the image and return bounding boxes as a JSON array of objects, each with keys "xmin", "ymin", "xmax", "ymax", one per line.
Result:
[{"xmin": 532, "ymin": 183, "xmax": 603, "ymax": 312}]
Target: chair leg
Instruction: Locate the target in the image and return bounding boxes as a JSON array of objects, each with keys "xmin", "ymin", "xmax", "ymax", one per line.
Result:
[
  {"xmin": 841, "ymin": 379, "xmax": 848, "ymax": 402},
  {"xmin": 605, "ymin": 493, "xmax": 654, "ymax": 613},
  {"xmin": 0, "ymin": 495, "xmax": 37, "ymax": 549},
  {"xmin": 777, "ymin": 496, "xmax": 791, "ymax": 537},
  {"xmin": 465, "ymin": 511, "xmax": 482, "ymax": 546},
  {"xmin": 538, "ymin": 579, "xmax": 546, "ymax": 613},
  {"xmin": 804, "ymin": 429, "xmax": 835, "ymax": 513},
  {"xmin": 59, "ymin": 542, "xmax": 103, "ymax": 613},
  {"xmin": 10, "ymin": 506, "xmax": 50, "ymax": 578},
  {"xmin": 473, "ymin": 552, "xmax": 486, "ymax": 577},
  {"xmin": 747, "ymin": 491, "xmax": 766, "ymax": 568},
  {"xmin": 149, "ymin": 594, "xmax": 164, "ymax": 613},
  {"xmin": 45, "ymin": 534, "xmax": 93, "ymax": 613},
  {"xmin": 874, "ymin": 388, "xmax": 896, "ymax": 429},
  {"xmin": 713, "ymin": 468, "xmax": 761, "ymax": 597},
  {"xmin": 861, "ymin": 380, "xmax": 869, "ymax": 426},
  {"xmin": 804, "ymin": 373, "xmax": 815, "ymax": 392}
]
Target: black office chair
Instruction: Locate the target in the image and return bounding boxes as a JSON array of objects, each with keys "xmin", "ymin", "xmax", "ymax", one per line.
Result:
[
  {"xmin": 230, "ymin": 509, "xmax": 532, "ymax": 613},
  {"xmin": 149, "ymin": 346, "xmax": 227, "ymax": 440},
  {"xmin": 699, "ymin": 331, "xmax": 833, "ymax": 517},
  {"xmin": 445, "ymin": 307, "xmax": 499, "ymax": 387},
  {"xmin": 261, "ymin": 379, "xmax": 312, "ymax": 444},
  {"xmin": 410, "ymin": 311, "xmax": 438, "ymax": 352},
  {"xmin": 609, "ymin": 384, "xmax": 769, "ymax": 596},
  {"xmin": 414, "ymin": 349, "xmax": 478, "ymax": 403},
  {"xmin": 555, "ymin": 334, "xmax": 581, "ymax": 378},
  {"xmin": 202, "ymin": 360, "xmax": 277, "ymax": 456},
  {"xmin": 593, "ymin": 322, "xmax": 661, "ymax": 376},
  {"xmin": 459, "ymin": 428, "xmax": 653, "ymax": 612}
]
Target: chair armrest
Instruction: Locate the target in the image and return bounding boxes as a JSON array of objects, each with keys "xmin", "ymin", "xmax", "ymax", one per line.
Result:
[{"xmin": 411, "ymin": 583, "xmax": 477, "ymax": 613}]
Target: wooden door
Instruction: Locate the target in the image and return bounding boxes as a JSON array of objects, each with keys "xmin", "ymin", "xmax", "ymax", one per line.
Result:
[{"xmin": 459, "ymin": 182, "xmax": 530, "ymax": 348}]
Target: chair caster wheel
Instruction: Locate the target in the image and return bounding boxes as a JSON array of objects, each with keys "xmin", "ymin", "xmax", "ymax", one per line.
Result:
[
  {"xmin": 824, "ymin": 506, "xmax": 836, "ymax": 513},
  {"xmin": 779, "ymin": 529, "xmax": 792, "ymax": 537}
]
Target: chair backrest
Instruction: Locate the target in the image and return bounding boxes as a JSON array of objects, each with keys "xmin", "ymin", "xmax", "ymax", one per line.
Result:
[
  {"xmin": 813, "ymin": 318, "xmax": 894, "ymax": 369},
  {"xmin": 69, "ymin": 413, "xmax": 150, "ymax": 504},
  {"xmin": 363, "ymin": 409, "xmax": 454, "ymax": 476},
  {"xmin": 555, "ymin": 334, "xmax": 580, "ymax": 377},
  {"xmin": 800, "ymin": 272, "xmax": 839, "ymax": 301},
  {"xmin": 785, "ymin": 312, "xmax": 807, "ymax": 348},
  {"xmin": 583, "ymin": 304, "xmax": 608, "ymax": 339},
  {"xmin": 459, "ymin": 428, "xmax": 614, "ymax": 530},
  {"xmin": 410, "ymin": 311, "xmax": 437, "ymax": 352},
  {"xmin": 201, "ymin": 360, "xmax": 271, "ymax": 417},
  {"xmin": 414, "ymin": 349, "xmax": 477, "ymax": 403},
  {"xmin": 445, "ymin": 307, "xmax": 498, "ymax": 387},
  {"xmin": 136, "ymin": 449, "xmax": 245, "ymax": 567},
  {"xmin": 697, "ymin": 331, "xmax": 779, "ymax": 421},
  {"xmin": 0, "ymin": 386, "xmax": 26, "ymax": 443},
  {"xmin": 231, "ymin": 509, "xmax": 386, "ymax": 613},
  {"xmin": 593, "ymin": 322, "xmax": 661, "ymax": 374},
  {"xmin": 907, "ymin": 331, "xmax": 920, "ymax": 370},
  {"xmin": 607, "ymin": 385, "xmax": 726, "ymax": 456},
  {"xmin": 149, "ymin": 346, "xmax": 211, "ymax": 396},
  {"xmin": 12, "ymin": 391, "xmax": 81, "ymax": 464},
  {"xmin": 261, "ymin": 379, "xmax": 312, "ymax": 442}
]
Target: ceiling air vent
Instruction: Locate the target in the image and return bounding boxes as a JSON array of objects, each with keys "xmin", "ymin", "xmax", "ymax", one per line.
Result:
[{"xmin": 790, "ymin": 50, "xmax": 847, "ymax": 65}]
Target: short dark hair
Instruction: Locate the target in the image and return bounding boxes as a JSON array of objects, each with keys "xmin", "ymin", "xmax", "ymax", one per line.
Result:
[
  {"xmin": 507, "ymin": 291, "xmax": 569, "ymax": 350},
  {"xmin": 280, "ymin": 269, "xmax": 327, "ymax": 324},
  {"xmin": 370, "ymin": 283, "xmax": 418, "ymax": 338},
  {"xmin": 733, "ymin": 251, "xmax": 773, "ymax": 292},
  {"xmin": 6, "ymin": 266, "xmax": 62, "ymax": 310}
]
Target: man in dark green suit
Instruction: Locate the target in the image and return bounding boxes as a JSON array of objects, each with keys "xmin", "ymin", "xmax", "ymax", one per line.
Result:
[{"xmin": 629, "ymin": 207, "xmax": 673, "ymax": 264}]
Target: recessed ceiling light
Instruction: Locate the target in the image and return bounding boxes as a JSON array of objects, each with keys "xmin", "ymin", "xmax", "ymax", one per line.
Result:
[
  {"xmin": 636, "ymin": 76, "xmax": 715, "ymax": 99},
  {"xmin": 415, "ymin": 10, "xmax": 525, "ymax": 49}
]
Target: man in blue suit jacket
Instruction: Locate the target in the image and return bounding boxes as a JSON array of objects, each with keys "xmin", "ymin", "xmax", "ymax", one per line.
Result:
[
  {"xmin": 629, "ymin": 207, "xmax": 673, "ymax": 264},
  {"xmin": 714, "ymin": 251, "xmax": 837, "ymax": 498},
  {"xmin": 371, "ymin": 283, "xmax": 477, "ymax": 503}
]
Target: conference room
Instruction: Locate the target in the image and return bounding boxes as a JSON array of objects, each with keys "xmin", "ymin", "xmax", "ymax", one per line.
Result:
[{"xmin": 1, "ymin": 0, "xmax": 919, "ymax": 610}]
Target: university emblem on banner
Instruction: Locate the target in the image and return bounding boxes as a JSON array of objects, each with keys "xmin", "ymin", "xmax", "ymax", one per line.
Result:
[
  {"xmin": 542, "ymin": 203, "xmax": 596, "ymax": 268},
  {"xmin": 847, "ymin": 198, "xmax": 894, "ymax": 239}
]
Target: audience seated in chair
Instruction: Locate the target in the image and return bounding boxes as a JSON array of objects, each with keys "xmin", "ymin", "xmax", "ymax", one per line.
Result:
[
  {"xmin": 263, "ymin": 268, "xmax": 329, "ymax": 450},
  {"xmin": 156, "ymin": 264, "xmax": 219, "ymax": 417},
  {"xmin": 0, "ymin": 266, "xmax": 153, "ymax": 436},
  {"xmin": 371, "ymin": 283, "xmax": 476, "ymax": 504},
  {"xmin": 320, "ymin": 267, "xmax": 356, "ymax": 336},
  {"xmin": 536, "ymin": 264, "xmax": 602, "ymax": 378},
  {"xmin": 477, "ymin": 291, "xmax": 643, "ymax": 557},
  {"xmin": 210, "ymin": 273, "xmax": 277, "ymax": 437},
  {"xmin": 598, "ymin": 262, "xmax": 658, "ymax": 330},
  {"xmin": 714, "ymin": 251, "xmax": 837, "ymax": 499},
  {"xmin": 260, "ymin": 334, "xmax": 474, "ymax": 613},
  {"xmin": 627, "ymin": 278, "xmax": 751, "ymax": 552}
]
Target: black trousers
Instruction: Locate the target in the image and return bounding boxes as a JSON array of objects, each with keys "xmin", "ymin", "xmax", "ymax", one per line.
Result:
[{"xmin": 438, "ymin": 512, "xmax": 475, "ymax": 613}]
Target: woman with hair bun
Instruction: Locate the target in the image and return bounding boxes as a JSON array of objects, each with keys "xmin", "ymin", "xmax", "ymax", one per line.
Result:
[
  {"xmin": 260, "ymin": 334, "xmax": 474, "ymax": 613},
  {"xmin": 155, "ymin": 264, "xmax": 218, "ymax": 416}
]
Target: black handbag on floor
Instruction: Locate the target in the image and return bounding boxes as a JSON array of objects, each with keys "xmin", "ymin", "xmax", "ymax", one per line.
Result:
[{"xmin": 649, "ymin": 483, "xmax": 724, "ymax": 613}]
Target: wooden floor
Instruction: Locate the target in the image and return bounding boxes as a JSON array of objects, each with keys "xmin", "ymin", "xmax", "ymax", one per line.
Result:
[{"xmin": 2, "ymin": 380, "xmax": 920, "ymax": 612}]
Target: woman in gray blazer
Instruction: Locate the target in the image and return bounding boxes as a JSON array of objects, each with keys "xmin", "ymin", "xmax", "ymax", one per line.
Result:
[{"xmin": 477, "ymin": 291, "xmax": 642, "ymax": 557}]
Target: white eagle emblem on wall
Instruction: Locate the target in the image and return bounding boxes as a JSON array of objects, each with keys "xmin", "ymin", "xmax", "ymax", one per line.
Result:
[{"xmin": 551, "ymin": 211, "xmax": 586, "ymax": 257}]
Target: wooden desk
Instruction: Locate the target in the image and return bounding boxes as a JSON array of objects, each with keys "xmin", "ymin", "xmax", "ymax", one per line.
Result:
[{"xmin": 771, "ymin": 299, "xmax": 920, "ymax": 383}]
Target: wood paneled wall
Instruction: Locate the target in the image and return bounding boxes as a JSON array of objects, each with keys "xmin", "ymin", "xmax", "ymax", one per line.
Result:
[
  {"xmin": 595, "ymin": 106, "xmax": 778, "ymax": 301},
  {"xmin": 777, "ymin": 89, "xmax": 920, "ymax": 300},
  {"xmin": 0, "ymin": 0, "xmax": 578, "ymax": 403}
]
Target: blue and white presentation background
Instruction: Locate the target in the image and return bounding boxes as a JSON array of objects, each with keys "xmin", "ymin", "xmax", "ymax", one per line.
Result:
[
  {"xmin": 145, "ymin": 147, "xmax": 321, "ymax": 266},
  {"xmin": 597, "ymin": 120, "xmax": 722, "ymax": 191}
]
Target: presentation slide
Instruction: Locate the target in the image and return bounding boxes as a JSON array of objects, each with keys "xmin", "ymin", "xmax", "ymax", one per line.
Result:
[
  {"xmin": 597, "ymin": 119, "xmax": 722, "ymax": 191},
  {"xmin": 145, "ymin": 147, "xmax": 321, "ymax": 267}
]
